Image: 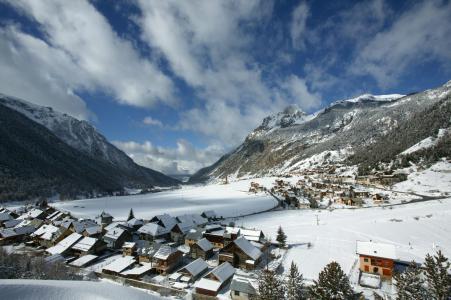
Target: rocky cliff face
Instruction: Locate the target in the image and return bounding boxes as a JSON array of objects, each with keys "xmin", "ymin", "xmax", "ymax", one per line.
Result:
[{"xmin": 190, "ymin": 81, "xmax": 451, "ymax": 182}]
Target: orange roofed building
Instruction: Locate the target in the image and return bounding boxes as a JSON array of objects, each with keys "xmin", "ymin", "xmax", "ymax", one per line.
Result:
[{"xmin": 356, "ymin": 241, "xmax": 396, "ymax": 279}]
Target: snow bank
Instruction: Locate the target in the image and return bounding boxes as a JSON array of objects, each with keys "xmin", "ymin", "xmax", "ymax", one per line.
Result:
[{"xmin": 0, "ymin": 279, "xmax": 164, "ymax": 300}]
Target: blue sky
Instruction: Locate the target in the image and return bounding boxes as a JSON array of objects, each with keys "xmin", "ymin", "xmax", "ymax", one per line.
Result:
[{"xmin": 0, "ymin": 0, "xmax": 450, "ymax": 175}]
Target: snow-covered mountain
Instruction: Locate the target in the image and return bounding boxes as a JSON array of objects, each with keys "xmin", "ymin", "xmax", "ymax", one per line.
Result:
[
  {"xmin": 190, "ymin": 81, "xmax": 451, "ymax": 182},
  {"xmin": 0, "ymin": 94, "xmax": 179, "ymax": 201}
]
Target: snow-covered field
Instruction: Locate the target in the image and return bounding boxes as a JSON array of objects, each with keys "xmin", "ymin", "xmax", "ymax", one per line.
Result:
[
  {"xmin": 0, "ymin": 279, "xmax": 164, "ymax": 300},
  {"xmin": 52, "ymin": 180, "xmax": 277, "ymax": 220},
  {"xmin": 235, "ymin": 198, "xmax": 451, "ymax": 281},
  {"xmin": 394, "ymin": 161, "xmax": 451, "ymax": 197}
]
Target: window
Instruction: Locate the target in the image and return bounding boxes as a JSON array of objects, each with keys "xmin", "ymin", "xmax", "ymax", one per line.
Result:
[
  {"xmin": 234, "ymin": 291, "xmax": 240, "ymax": 296},
  {"xmin": 373, "ymin": 267, "xmax": 379, "ymax": 273},
  {"xmin": 364, "ymin": 258, "xmax": 368, "ymax": 262}
]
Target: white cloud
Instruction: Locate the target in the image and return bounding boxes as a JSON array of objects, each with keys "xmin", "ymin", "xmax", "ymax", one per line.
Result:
[
  {"xmin": 112, "ymin": 139, "xmax": 224, "ymax": 175},
  {"xmin": 142, "ymin": 116, "xmax": 163, "ymax": 127},
  {"xmin": 351, "ymin": 0, "xmax": 451, "ymax": 87},
  {"xmin": 290, "ymin": 1, "xmax": 309, "ymax": 50},
  {"xmin": 137, "ymin": 0, "xmax": 321, "ymax": 146},
  {"xmin": 1, "ymin": 0, "xmax": 176, "ymax": 119}
]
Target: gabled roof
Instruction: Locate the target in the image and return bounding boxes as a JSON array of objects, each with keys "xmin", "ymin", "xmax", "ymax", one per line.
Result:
[
  {"xmin": 2, "ymin": 219, "xmax": 21, "ymax": 228},
  {"xmin": 230, "ymin": 277, "xmax": 257, "ymax": 295},
  {"xmin": 196, "ymin": 238, "xmax": 213, "ymax": 252},
  {"xmin": 71, "ymin": 237, "xmax": 99, "ymax": 252},
  {"xmin": 71, "ymin": 219, "xmax": 98, "ymax": 233},
  {"xmin": 123, "ymin": 242, "xmax": 136, "ymax": 249},
  {"xmin": 102, "ymin": 256, "xmax": 136, "ymax": 273},
  {"xmin": 83, "ymin": 225, "xmax": 102, "ymax": 236},
  {"xmin": 46, "ymin": 232, "xmax": 83, "ymax": 255},
  {"xmin": 0, "ymin": 212, "xmax": 13, "ymax": 222},
  {"xmin": 98, "ymin": 211, "xmax": 112, "ymax": 218},
  {"xmin": 195, "ymin": 278, "xmax": 222, "ymax": 292},
  {"xmin": 127, "ymin": 218, "xmax": 144, "ymax": 227},
  {"xmin": 151, "ymin": 214, "xmax": 176, "ymax": 229},
  {"xmin": 179, "ymin": 258, "xmax": 208, "ymax": 277},
  {"xmin": 176, "ymin": 214, "xmax": 207, "ymax": 225},
  {"xmin": 172, "ymin": 220, "xmax": 195, "ymax": 234},
  {"xmin": 240, "ymin": 229, "xmax": 264, "ymax": 242},
  {"xmin": 232, "ymin": 236, "xmax": 262, "ymax": 260},
  {"xmin": 104, "ymin": 228, "xmax": 127, "ymax": 240},
  {"xmin": 356, "ymin": 241, "xmax": 396, "ymax": 260},
  {"xmin": 31, "ymin": 224, "xmax": 59, "ymax": 240},
  {"xmin": 137, "ymin": 223, "xmax": 170, "ymax": 237},
  {"xmin": 185, "ymin": 229, "xmax": 203, "ymax": 240},
  {"xmin": 69, "ymin": 254, "xmax": 98, "ymax": 267},
  {"xmin": 208, "ymin": 262, "xmax": 235, "ymax": 283},
  {"xmin": 120, "ymin": 262, "xmax": 152, "ymax": 276},
  {"xmin": 201, "ymin": 210, "xmax": 216, "ymax": 218},
  {"xmin": 153, "ymin": 245, "xmax": 179, "ymax": 260}
]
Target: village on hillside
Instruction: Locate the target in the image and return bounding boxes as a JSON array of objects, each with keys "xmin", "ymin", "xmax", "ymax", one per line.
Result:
[{"xmin": 2, "ymin": 163, "xmax": 448, "ymax": 299}]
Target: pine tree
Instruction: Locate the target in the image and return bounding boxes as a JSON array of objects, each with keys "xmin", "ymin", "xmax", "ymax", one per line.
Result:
[
  {"xmin": 127, "ymin": 208, "xmax": 135, "ymax": 221},
  {"xmin": 394, "ymin": 261, "xmax": 427, "ymax": 300},
  {"xmin": 257, "ymin": 270, "xmax": 285, "ymax": 300},
  {"xmin": 276, "ymin": 226, "xmax": 287, "ymax": 248},
  {"xmin": 286, "ymin": 261, "xmax": 304, "ymax": 300},
  {"xmin": 424, "ymin": 250, "xmax": 451, "ymax": 300},
  {"xmin": 308, "ymin": 261, "xmax": 354, "ymax": 300}
]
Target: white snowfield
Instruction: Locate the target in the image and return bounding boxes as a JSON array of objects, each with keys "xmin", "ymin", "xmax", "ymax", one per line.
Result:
[
  {"xmin": 394, "ymin": 161, "xmax": 451, "ymax": 197},
  {"xmin": 0, "ymin": 279, "xmax": 164, "ymax": 300},
  {"xmin": 53, "ymin": 180, "xmax": 277, "ymax": 220},
  {"xmin": 236, "ymin": 198, "xmax": 451, "ymax": 281}
]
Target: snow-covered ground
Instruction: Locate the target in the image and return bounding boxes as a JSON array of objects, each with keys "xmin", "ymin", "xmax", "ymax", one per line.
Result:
[
  {"xmin": 234, "ymin": 198, "xmax": 451, "ymax": 281},
  {"xmin": 52, "ymin": 180, "xmax": 277, "ymax": 220},
  {"xmin": 394, "ymin": 161, "xmax": 451, "ymax": 197},
  {"xmin": 0, "ymin": 279, "xmax": 164, "ymax": 300}
]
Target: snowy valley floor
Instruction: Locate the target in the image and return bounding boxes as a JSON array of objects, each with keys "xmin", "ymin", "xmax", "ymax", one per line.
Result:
[{"xmin": 233, "ymin": 198, "xmax": 451, "ymax": 282}]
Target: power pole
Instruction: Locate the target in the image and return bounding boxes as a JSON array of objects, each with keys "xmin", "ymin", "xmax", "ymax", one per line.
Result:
[{"xmin": 316, "ymin": 214, "xmax": 319, "ymax": 226}]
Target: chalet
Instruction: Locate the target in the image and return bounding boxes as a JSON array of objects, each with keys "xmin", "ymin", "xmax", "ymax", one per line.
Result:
[
  {"xmin": 0, "ymin": 225, "xmax": 35, "ymax": 245},
  {"xmin": 103, "ymin": 227, "xmax": 132, "ymax": 249},
  {"xmin": 356, "ymin": 241, "xmax": 396, "ymax": 280},
  {"xmin": 372, "ymin": 193, "xmax": 386, "ymax": 204},
  {"xmin": 194, "ymin": 262, "xmax": 235, "ymax": 297},
  {"xmin": 126, "ymin": 218, "xmax": 144, "ymax": 230},
  {"xmin": 1, "ymin": 219, "xmax": 21, "ymax": 229},
  {"xmin": 171, "ymin": 221, "xmax": 196, "ymax": 244},
  {"xmin": 120, "ymin": 262, "xmax": 153, "ymax": 279},
  {"xmin": 102, "ymin": 256, "xmax": 136, "ymax": 276},
  {"xmin": 137, "ymin": 245, "xmax": 159, "ymax": 263},
  {"xmin": 176, "ymin": 214, "xmax": 208, "ymax": 226},
  {"xmin": 71, "ymin": 236, "xmax": 107, "ymax": 256},
  {"xmin": 0, "ymin": 212, "xmax": 13, "ymax": 226},
  {"xmin": 201, "ymin": 210, "xmax": 217, "ymax": 221},
  {"xmin": 178, "ymin": 258, "xmax": 209, "ymax": 283},
  {"xmin": 69, "ymin": 254, "xmax": 99, "ymax": 268},
  {"xmin": 81, "ymin": 225, "xmax": 102, "ymax": 238},
  {"xmin": 46, "ymin": 232, "xmax": 83, "ymax": 256},
  {"xmin": 190, "ymin": 238, "xmax": 214, "ymax": 260},
  {"xmin": 230, "ymin": 276, "xmax": 258, "ymax": 300},
  {"xmin": 137, "ymin": 222, "xmax": 171, "ymax": 241},
  {"xmin": 149, "ymin": 214, "xmax": 177, "ymax": 230},
  {"xmin": 122, "ymin": 242, "xmax": 137, "ymax": 256},
  {"xmin": 219, "ymin": 236, "xmax": 262, "ymax": 270},
  {"xmin": 17, "ymin": 208, "xmax": 46, "ymax": 220},
  {"xmin": 96, "ymin": 211, "xmax": 113, "ymax": 227},
  {"xmin": 67, "ymin": 219, "xmax": 99, "ymax": 234},
  {"xmin": 239, "ymin": 229, "xmax": 265, "ymax": 243},
  {"xmin": 185, "ymin": 229, "xmax": 204, "ymax": 247},
  {"xmin": 152, "ymin": 245, "xmax": 183, "ymax": 275},
  {"xmin": 31, "ymin": 224, "xmax": 60, "ymax": 247},
  {"xmin": 203, "ymin": 229, "xmax": 226, "ymax": 248}
]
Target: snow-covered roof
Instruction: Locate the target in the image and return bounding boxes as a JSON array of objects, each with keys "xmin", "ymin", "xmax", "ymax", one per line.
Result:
[
  {"xmin": 83, "ymin": 225, "xmax": 102, "ymax": 235},
  {"xmin": 18, "ymin": 208, "xmax": 44, "ymax": 220},
  {"xmin": 31, "ymin": 224, "xmax": 59, "ymax": 240},
  {"xmin": 120, "ymin": 262, "xmax": 152, "ymax": 276},
  {"xmin": 225, "ymin": 227, "xmax": 240, "ymax": 235},
  {"xmin": 201, "ymin": 210, "xmax": 216, "ymax": 218},
  {"xmin": 102, "ymin": 256, "xmax": 136, "ymax": 273},
  {"xmin": 104, "ymin": 228, "xmax": 126, "ymax": 240},
  {"xmin": 69, "ymin": 254, "xmax": 98, "ymax": 267},
  {"xmin": 127, "ymin": 218, "xmax": 144, "ymax": 227},
  {"xmin": 196, "ymin": 238, "xmax": 213, "ymax": 252},
  {"xmin": 153, "ymin": 245, "xmax": 178, "ymax": 260},
  {"xmin": 240, "ymin": 229, "xmax": 264, "ymax": 242},
  {"xmin": 46, "ymin": 232, "xmax": 83, "ymax": 255},
  {"xmin": 179, "ymin": 258, "xmax": 208, "ymax": 277},
  {"xmin": 195, "ymin": 278, "xmax": 222, "ymax": 292},
  {"xmin": 208, "ymin": 262, "xmax": 235, "ymax": 283},
  {"xmin": 356, "ymin": 241, "xmax": 396, "ymax": 260},
  {"xmin": 151, "ymin": 214, "xmax": 176, "ymax": 229},
  {"xmin": 2, "ymin": 219, "xmax": 21, "ymax": 228},
  {"xmin": 137, "ymin": 222, "xmax": 169, "ymax": 237},
  {"xmin": 185, "ymin": 229, "xmax": 203, "ymax": 240},
  {"xmin": 176, "ymin": 214, "xmax": 207, "ymax": 226},
  {"xmin": 98, "ymin": 211, "xmax": 112, "ymax": 218},
  {"xmin": 173, "ymin": 220, "xmax": 196, "ymax": 234},
  {"xmin": 0, "ymin": 212, "xmax": 12, "ymax": 222},
  {"xmin": 233, "ymin": 236, "xmax": 262, "ymax": 260},
  {"xmin": 71, "ymin": 237, "xmax": 98, "ymax": 252},
  {"xmin": 230, "ymin": 277, "xmax": 257, "ymax": 295},
  {"xmin": 123, "ymin": 242, "xmax": 136, "ymax": 249}
]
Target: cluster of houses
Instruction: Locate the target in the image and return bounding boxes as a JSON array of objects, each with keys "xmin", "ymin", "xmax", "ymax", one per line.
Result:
[
  {"xmin": 267, "ymin": 176, "xmax": 389, "ymax": 208},
  {"xmin": 0, "ymin": 203, "xmax": 276, "ymax": 300}
]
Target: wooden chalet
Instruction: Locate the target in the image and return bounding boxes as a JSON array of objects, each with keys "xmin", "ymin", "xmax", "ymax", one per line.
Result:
[
  {"xmin": 190, "ymin": 238, "xmax": 214, "ymax": 260},
  {"xmin": 219, "ymin": 236, "xmax": 262, "ymax": 270},
  {"xmin": 178, "ymin": 258, "xmax": 209, "ymax": 283},
  {"xmin": 122, "ymin": 242, "xmax": 137, "ymax": 256},
  {"xmin": 103, "ymin": 227, "xmax": 132, "ymax": 249},
  {"xmin": 194, "ymin": 262, "xmax": 235, "ymax": 298},
  {"xmin": 70, "ymin": 236, "xmax": 107, "ymax": 257},
  {"xmin": 152, "ymin": 245, "xmax": 183, "ymax": 275}
]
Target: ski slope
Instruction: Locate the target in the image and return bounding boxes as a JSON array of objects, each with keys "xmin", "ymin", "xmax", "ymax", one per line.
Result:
[{"xmin": 53, "ymin": 180, "xmax": 277, "ymax": 220}]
